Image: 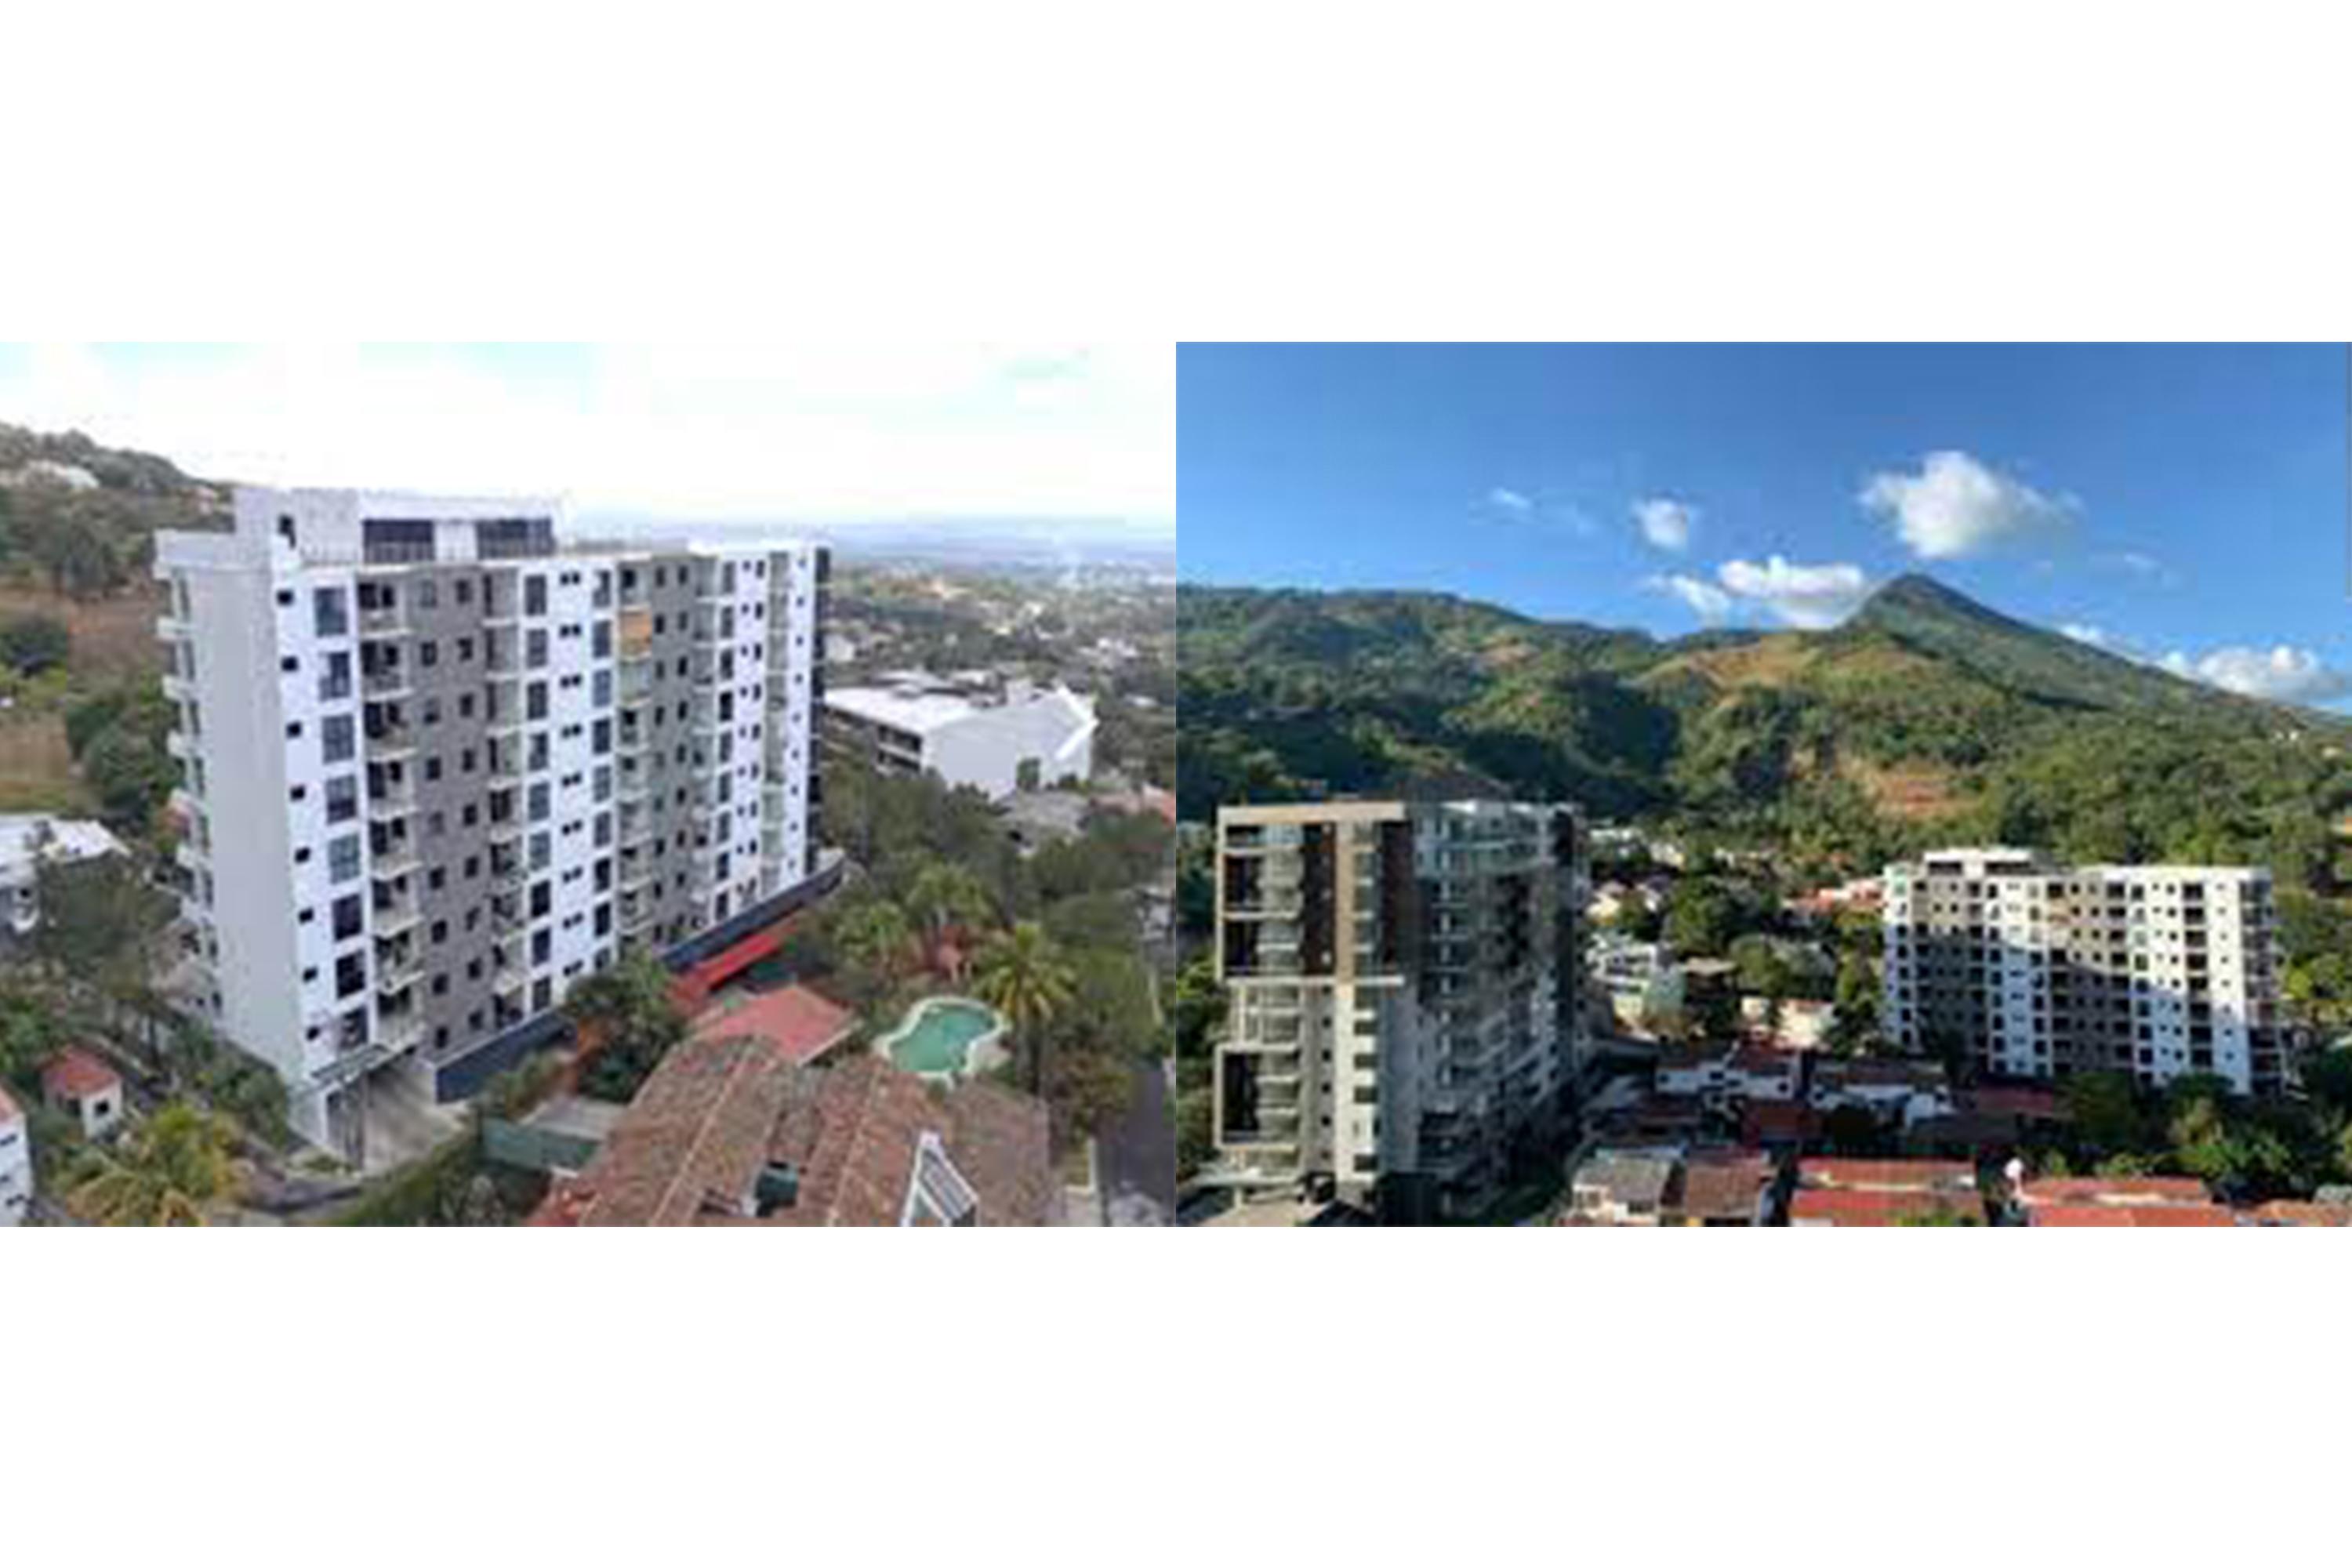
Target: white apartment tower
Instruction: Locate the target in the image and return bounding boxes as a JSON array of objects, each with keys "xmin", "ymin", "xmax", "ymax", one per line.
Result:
[
  {"xmin": 1209, "ymin": 799, "xmax": 1588, "ymax": 1221},
  {"xmin": 156, "ymin": 489, "xmax": 829, "ymax": 1156},
  {"xmin": 1882, "ymin": 848, "xmax": 2285, "ymax": 1094}
]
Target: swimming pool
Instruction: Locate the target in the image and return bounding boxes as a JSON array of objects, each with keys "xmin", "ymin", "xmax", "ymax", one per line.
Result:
[{"xmin": 877, "ymin": 997, "xmax": 1007, "ymax": 1080}]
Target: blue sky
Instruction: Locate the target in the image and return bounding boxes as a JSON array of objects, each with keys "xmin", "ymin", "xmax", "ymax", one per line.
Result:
[
  {"xmin": 0, "ymin": 343, "xmax": 1174, "ymax": 532},
  {"xmin": 1180, "ymin": 344, "xmax": 2351, "ymax": 704}
]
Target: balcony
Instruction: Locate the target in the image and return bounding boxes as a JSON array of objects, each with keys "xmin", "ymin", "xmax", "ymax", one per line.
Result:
[
  {"xmin": 376, "ymin": 952, "xmax": 425, "ymax": 993},
  {"xmin": 362, "ymin": 666, "xmax": 413, "ymax": 700},
  {"xmin": 359, "ymin": 603, "xmax": 407, "ymax": 637},
  {"xmin": 368, "ymin": 724, "xmax": 419, "ymax": 759},
  {"xmin": 371, "ymin": 843, "xmax": 420, "ymax": 880}
]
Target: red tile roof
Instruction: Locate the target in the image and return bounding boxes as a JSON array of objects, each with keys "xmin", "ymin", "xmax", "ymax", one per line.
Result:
[
  {"xmin": 2016, "ymin": 1177, "xmax": 2212, "ymax": 1208},
  {"xmin": 536, "ymin": 1038, "xmax": 1054, "ymax": 1228},
  {"xmin": 42, "ymin": 1047, "xmax": 120, "ymax": 1102},
  {"xmin": 2030, "ymin": 1203, "xmax": 2239, "ymax": 1228},
  {"xmin": 688, "ymin": 983, "xmax": 857, "ymax": 1066},
  {"xmin": 1790, "ymin": 1188, "xmax": 1983, "ymax": 1226},
  {"xmin": 1799, "ymin": 1159, "xmax": 1975, "ymax": 1193},
  {"xmin": 1675, "ymin": 1153, "xmax": 1773, "ymax": 1222}
]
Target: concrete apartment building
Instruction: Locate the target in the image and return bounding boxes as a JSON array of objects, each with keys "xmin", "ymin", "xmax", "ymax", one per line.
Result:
[
  {"xmin": 1207, "ymin": 798, "xmax": 1588, "ymax": 1221},
  {"xmin": 822, "ymin": 672, "xmax": 1095, "ymax": 800},
  {"xmin": 1882, "ymin": 848, "xmax": 2285, "ymax": 1094},
  {"xmin": 155, "ymin": 488, "xmax": 829, "ymax": 1156},
  {"xmin": 0, "ymin": 1084, "xmax": 30, "ymax": 1227}
]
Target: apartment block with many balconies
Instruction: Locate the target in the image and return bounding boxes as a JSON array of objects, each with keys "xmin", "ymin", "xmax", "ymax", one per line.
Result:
[
  {"xmin": 155, "ymin": 488, "xmax": 829, "ymax": 1158},
  {"xmin": 1207, "ymin": 798, "xmax": 1588, "ymax": 1221},
  {"xmin": 1882, "ymin": 848, "xmax": 2285, "ymax": 1094}
]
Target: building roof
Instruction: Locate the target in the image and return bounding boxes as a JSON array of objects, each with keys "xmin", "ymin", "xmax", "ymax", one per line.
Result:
[
  {"xmin": 2250, "ymin": 1201, "xmax": 2352, "ymax": 1227},
  {"xmin": 688, "ymin": 984, "xmax": 857, "ymax": 1066},
  {"xmin": 1573, "ymin": 1151, "xmax": 1677, "ymax": 1210},
  {"xmin": 1675, "ymin": 1153, "xmax": 1773, "ymax": 1222},
  {"xmin": 2029, "ymin": 1203, "xmax": 2239, "ymax": 1228},
  {"xmin": 1798, "ymin": 1158, "xmax": 1975, "ymax": 1193},
  {"xmin": 1813, "ymin": 1058, "xmax": 1950, "ymax": 1091},
  {"xmin": 1790, "ymin": 1187, "xmax": 1983, "ymax": 1226},
  {"xmin": 825, "ymin": 679, "xmax": 1095, "ymax": 741},
  {"xmin": 1965, "ymin": 1087, "xmax": 2070, "ymax": 1122},
  {"xmin": 0, "ymin": 1083, "xmax": 20, "ymax": 1123},
  {"xmin": 42, "ymin": 1047, "xmax": 121, "ymax": 1102},
  {"xmin": 0, "ymin": 814, "xmax": 125, "ymax": 876},
  {"xmin": 2016, "ymin": 1176, "xmax": 2212, "ymax": 1208},
  {"xmin": 539, "ymin": 1040, "xmax": 1053, "ymax": 1228}
]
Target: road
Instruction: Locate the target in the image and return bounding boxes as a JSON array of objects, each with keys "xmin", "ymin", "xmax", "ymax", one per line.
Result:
[{"xmin": 1097, "ymin": 1059, "xmax": 1175, "ymax": 1226}]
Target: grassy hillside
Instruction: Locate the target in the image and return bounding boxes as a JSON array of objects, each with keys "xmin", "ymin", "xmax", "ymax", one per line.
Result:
[
  {"xmin": 0, "ymin": 422, "xmax": 219, "ymax": 826},
  {"xmin": 1179, "ymin": 576, "xmax": 2352, "ymax": 891}
]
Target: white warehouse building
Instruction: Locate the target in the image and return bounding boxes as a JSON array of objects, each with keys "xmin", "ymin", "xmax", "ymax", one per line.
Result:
[
  {"xmin": 822, "ymin": 674, "xmax": 1095, "ymax": 800},
  {"xmin": 155, "ymin": 488, "xmax": 831, "ymax": 1159}
]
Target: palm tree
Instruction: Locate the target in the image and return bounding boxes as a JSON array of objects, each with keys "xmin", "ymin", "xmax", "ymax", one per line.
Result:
[
  {"xmin": 902, "ymin": 861, "xmax": 994, "ymax": 974},
  {"xmin": 836, "ymin": 900, "xmax": 916, "ymax": 989},
  {"xmin": 70, "ymin": 1101, "xmax": 241, "ymax": 1226},
  {"xmin": 972, "ymin": 922, "xmax": 1077, "ymax": 1094}
]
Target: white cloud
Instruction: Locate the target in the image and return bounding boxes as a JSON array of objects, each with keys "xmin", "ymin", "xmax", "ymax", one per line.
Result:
[
  {"xmin": 1715, "ymin": 555, "xmax": 1872, "ymax": 629},
  {"xmin": 1646, "ymin": 572, "xmax": 1734, "ymax": 621},
  {"xmin": 2060, "ymin": 622, "xmax": 2116, "ymax": 649},
  {"xmin": 1487, "ymin": 486, "xmax": 1534, "ymax": 514},
  {"xmin": 0, "ymin": 342, "xmax": 1174, "ymax": 528},
  {"xmin": 1646, "ymin": 554, "xmax": 1871, "ymax": 630},
  {"xmin": 1860, "ymin": 450, "xmax": 2074, "ymax": 561},
  {"xmin": 2160, "ymin": 645, "xmax": 2352, "ymax": 705},
  {"xmin": 1632, "ymin": 496, "xmax": 1697, "ymax": 552}
]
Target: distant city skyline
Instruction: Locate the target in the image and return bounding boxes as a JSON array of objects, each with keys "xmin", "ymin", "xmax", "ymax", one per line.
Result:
[
  {"xmin": 0, "ymin": 343, "xmax": 1175, "ymax": 535},
  {"xmin": 1179, "ymin": 344, "xmax": 2351, "ymax": 706}
]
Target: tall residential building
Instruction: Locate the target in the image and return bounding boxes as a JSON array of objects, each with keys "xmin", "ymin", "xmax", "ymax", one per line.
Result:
[
  {"xmin": 156, "ymin": 488, "xmax": 829, "ymax": 1156},
  {"xmin": 1882, "ymin": 848, "xmax": 2285, "ymax": 1094},
  {"xmin": 1207, "ymin": 798, "xmax": 1588, "ymax": 1221},
  {"xmin": 0, "ymin": 1084, "xmax": 30, "ymax": 1227}
]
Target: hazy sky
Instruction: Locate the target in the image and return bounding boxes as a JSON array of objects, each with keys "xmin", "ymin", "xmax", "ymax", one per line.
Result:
[
  {"xmin": 0, "ymin": 343, "xmax": 1174, "ymax": 533},
  {"xmin": 1179, "ymin": 343, "xmax": 2352, "ymax": 706}
]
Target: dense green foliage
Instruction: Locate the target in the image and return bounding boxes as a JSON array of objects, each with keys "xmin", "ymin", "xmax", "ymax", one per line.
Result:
[
  {"xmin": 0, "ymin": 612, "xmax": 71, "ymax": 674},
  {"xmin": 566, "ymin": 949, "xmax": 690, "ymax": 1103},
  {"xmin": 0, "ymin": 423, "xmax": 223, "ymax": 596},
  {"xmin": 1181, "ymin": 574, "xmax": 2352, "ymax": 1025}
]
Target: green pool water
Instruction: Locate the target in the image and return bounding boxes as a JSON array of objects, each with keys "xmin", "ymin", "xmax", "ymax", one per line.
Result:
[{"xmin": 887, "ymin": 1000, "xmax": 1001, "ymax": 1076}]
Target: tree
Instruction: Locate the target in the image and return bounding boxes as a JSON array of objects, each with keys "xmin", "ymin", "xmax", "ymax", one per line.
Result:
[
  {"xmin": 30, "ymin": 855, "xmax": 175, "ymax": 993},
  {"xmin": 69, "ymin": 1102, "xmax": 241, "ymax": 1226},
  {"xmin": 833, "ymin": 899, "xmax": 916, "ymax": 995},
  {"xmin": 0, "ymin": 988, "xmax": 67, "ymax": 1087},
  {"xmin": 973, "ymin": 922, "xmax": 1077, "ymax": 1095},
  {"xmin": 902, "ymin": 859, "xmax": 995, "ymax": 967},
  {"xmin": 2064, "ymin": 1070, "xmax": 2149, "ymax": 1158},
  {"xmin": 0, "ymin": 612, "xmax": 71, "ymax": 674},
  {"xmin": 564, "ymin": 949, "xmax": 688, "ymax": 1103}
]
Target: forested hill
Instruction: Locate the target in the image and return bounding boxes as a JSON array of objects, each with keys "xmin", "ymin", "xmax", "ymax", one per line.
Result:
[
  {"xmin": 1179, "ymin": 575, "xmax": 2352, "ymax": 893},
  {"xmin": 0, "ymin": 422, "xmax": 227, "ymax": 598}
]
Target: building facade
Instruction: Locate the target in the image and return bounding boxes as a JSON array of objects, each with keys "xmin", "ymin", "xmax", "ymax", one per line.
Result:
[
  {"xmin": 822, "ymin": 673, "xmax": 1095, "ymax": 800},
  {"xmin": 0, "ymin": 1085, "xmax": 30, "ymax": 1227},
  {"xmin": 1882, "ymin": 849, "xmax": 2285, "ymax": 1094},
  {"xmin": 1207, "ymin": 798, "xmax": 1588, "ymax": 1221},
  {"xmin": 155, "ymin": 488, "xmax": 829, "ymax": 1155}
]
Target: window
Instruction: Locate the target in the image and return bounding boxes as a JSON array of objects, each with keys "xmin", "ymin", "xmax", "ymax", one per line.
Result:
[
  {"xmin": 524, "ymin": 575, "xmax": 548, "ymax": 616},
  {"xmin": 325, "ymin": 775, "xmax": 358, "ymax": 825},
  {"xmin": 321, "ymin": 713, "xmax": 355, "ymax": 765},
  {"xmin": 328, "ymin": 834, "xmax": 361, "ymax": 884},
  {"xmin": 336, "ymin": 953, "xmax": 367, "ymax": 1000},
  {"xmin": 332, "ymin": 895, "xmax": 363, "ymax": 942},
  {"xmin": 313, "ymin": 586, "xmax": 349, "ymax": 638}
]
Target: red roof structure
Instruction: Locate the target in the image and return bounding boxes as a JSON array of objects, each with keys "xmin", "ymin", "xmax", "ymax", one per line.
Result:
[
  {"xmin": 688, "ymin": 985, "xmax": 857, "ymax": 1066},
  {"xmin": 2016, "ymin": 1176, "xmax": 2212, "ymax": 1209},
  {"xmin": 2029, "ymin": 1203, "xmax": 2238, "ymax": 1228},
  {"xmin": 1789, "ymin": 1188, "xmax": 1983, "ymax": 1226},
  {"xmin": 42, "ymin": 1047, "xmax": 121, "ymax": 1103}
]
